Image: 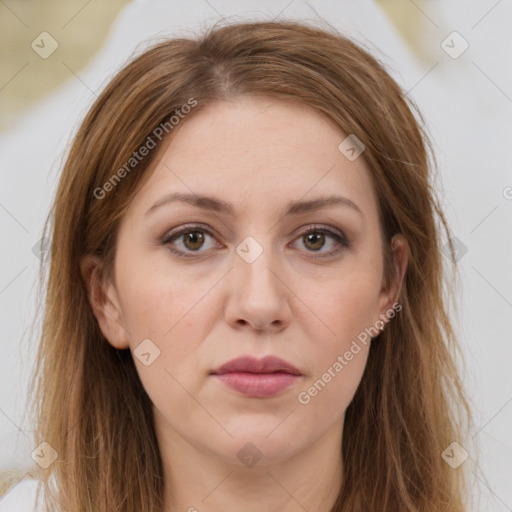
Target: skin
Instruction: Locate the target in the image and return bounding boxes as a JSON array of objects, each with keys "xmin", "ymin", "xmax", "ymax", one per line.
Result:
[{"xmin": 82, "ymin": 97, "xmax": 408, "ymax": 512}]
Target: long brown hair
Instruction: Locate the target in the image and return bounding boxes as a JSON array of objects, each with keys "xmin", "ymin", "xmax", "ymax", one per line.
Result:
[{"xmin": 22, "ymin": 19, "xmax": 470, "ymax": 511}]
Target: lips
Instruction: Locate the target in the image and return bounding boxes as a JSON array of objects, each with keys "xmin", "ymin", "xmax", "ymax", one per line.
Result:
[
  {"xmin": 210, "ymin": 355, "xmax": 302, "ymax": 398},
  {"xmin": 211, "ymin": 355, "xmax": 301, "ymax": 376}
]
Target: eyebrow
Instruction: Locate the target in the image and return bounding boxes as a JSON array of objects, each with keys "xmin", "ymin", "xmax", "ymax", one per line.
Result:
[{"xmin": 145, "ymin": 192, "xmax": 363, "ymax": 217}]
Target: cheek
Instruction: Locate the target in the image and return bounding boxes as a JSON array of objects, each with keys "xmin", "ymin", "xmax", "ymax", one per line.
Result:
[
  {"xmin": 115, "ymin": 252, "xmax": 224, "ymax": 403},
  {"xmin": 298, "ymin": 264, "xmax": 382, "ymax": 349},
  {"xmin": 292, "ymin": 262, "xmax": 380, "ymax": 411},
  {"xmin": 116, "ymin": 247, "xmax": 218, "ymax": 343},
  {"xmin": 297, "ymin": 343, "xmax": 370, "ymax": 418},
  {"xmin": 116, "ymin": 261, "xmax": 218, "ymax": 417},
  {"xmin": 295, "ymin": 282, "xmax": 373, "ymax": 421}
]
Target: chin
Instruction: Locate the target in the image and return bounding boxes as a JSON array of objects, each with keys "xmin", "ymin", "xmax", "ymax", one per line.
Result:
[{"xmin": 208, "ymin": 425, "xmax": 312, "ymax": 467}]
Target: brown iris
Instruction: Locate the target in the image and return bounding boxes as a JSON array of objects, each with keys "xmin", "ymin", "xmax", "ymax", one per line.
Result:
[
  {"xmin": 303, "ymin": 232, "xmax": 325, "ymax": 251},
  {"xmin": 183, "ymin": 231, "xmax": 205, "ymax": 251}
]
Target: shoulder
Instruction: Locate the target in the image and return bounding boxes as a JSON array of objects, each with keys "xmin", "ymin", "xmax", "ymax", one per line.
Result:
[{"xmin": 0, "ymin": 477, "xmax": 46, "ymax": 512}]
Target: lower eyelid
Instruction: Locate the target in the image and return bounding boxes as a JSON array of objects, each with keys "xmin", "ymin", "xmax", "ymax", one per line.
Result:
[{"xmin": 292, "ymin": 233, "xmax": 349, "ymax": 257}]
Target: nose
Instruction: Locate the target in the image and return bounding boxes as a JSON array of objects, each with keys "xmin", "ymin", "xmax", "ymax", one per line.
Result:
[{"xmin": 224, "ymin": 240, "xmax": 292, "ymax": 334}]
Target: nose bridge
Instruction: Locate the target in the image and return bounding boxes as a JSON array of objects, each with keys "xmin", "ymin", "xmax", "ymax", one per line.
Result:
[
  {"xmin": 235, "ymin": 233, "xmax": 282, "ymax": 296},
  {"xmin": 225, "ymin": 232, "xmax": 291, "ymax": 331}
]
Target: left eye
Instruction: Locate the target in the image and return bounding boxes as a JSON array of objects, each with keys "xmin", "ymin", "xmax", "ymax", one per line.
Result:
[
  {"xmin": 162, "ymin": 226, "xmax": 219, "ymax": 255},
  {"xmin": 292, "ymin": 228, "xmax": 347, "ymax": 255},
  {"xmin": 162, "ymin": 224, "xmax": 349, "ymax": 258}
]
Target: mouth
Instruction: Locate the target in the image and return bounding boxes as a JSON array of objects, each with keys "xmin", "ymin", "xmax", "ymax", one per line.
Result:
[{"xmin": 210, "ymin": 355, "xmax": 302, "ymax": 398}]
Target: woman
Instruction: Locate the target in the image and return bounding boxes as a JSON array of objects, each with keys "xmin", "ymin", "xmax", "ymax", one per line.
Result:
[{"xmin": 2, "ymin": 19, "xmax": 470, "ymax": 512}]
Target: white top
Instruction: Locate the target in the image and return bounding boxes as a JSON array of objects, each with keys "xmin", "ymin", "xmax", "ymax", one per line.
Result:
[{"xmin": 0, "ymin": 478, "xmax": 45, "ymax": 512}]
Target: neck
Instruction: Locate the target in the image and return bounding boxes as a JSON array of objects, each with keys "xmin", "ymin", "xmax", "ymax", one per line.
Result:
[{"xmin": 156, "ymin": 415, "xmax": 344, "ymax": 512}]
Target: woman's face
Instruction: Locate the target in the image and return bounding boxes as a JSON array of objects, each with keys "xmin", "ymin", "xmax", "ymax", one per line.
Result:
[{"xmin": 89, "ymin": 97, "xmax": 406, "ymax": 467}]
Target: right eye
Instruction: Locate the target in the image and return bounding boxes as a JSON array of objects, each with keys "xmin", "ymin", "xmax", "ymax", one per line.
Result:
[{"xmin": 161, "ymin": 224, "xmax": 222, "ymax": 258}]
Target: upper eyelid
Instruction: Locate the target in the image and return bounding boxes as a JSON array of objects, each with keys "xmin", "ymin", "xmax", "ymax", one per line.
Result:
[
  {"xmin": 162, "ymin": 223, "xmax": 346, "ymax": 241},
  {"xmin": 162, "ymin": 223, "xmax": 218, "ymax": 243}
]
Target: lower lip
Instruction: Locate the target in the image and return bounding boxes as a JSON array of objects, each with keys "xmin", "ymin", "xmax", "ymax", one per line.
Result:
[{"xmin": 213, "ymin": 372, "xmax": 300, "ymax": 398}]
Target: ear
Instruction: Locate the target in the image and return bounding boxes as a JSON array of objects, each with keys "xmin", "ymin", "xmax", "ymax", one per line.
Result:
[
  {"xmin": 375, "ymin": 233, "xmax": 408, "ymax": 324},
  {"xmin": 80, "ymin": 254, "xmax": 130, "ymax": 349}
]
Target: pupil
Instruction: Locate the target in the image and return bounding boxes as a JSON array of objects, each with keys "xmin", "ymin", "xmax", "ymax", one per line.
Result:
[
  {"xmin": 184, "ymin": 231, "xmax": 204, "ymax": 250},
  {"xmin": 305, "ymin": 233, "xmax": 324, "ymax": 251}
]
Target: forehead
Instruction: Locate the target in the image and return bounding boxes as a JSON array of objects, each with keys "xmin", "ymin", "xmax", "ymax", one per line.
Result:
[{"xmin": 128, "ymin": 97, "xmax": 379, "ymax": 221}]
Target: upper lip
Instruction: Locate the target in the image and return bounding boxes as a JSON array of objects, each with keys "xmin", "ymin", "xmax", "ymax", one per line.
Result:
[{"xmin": 211, "ymin": 355, "xmax": 302, "ymax": 376}]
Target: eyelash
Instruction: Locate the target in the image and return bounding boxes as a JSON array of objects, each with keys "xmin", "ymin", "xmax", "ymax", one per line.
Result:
[{"xmin": 161, "ymin": 223, "xmax": 351, "ymax": 260}]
